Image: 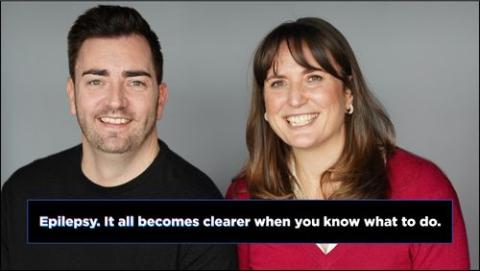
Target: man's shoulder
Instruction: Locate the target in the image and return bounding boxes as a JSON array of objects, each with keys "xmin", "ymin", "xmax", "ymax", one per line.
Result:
[
  {"xmin": 157, "ymin": 141, "xmax": 223, "ymax": 198},
  {"xmin": 2, "ymin": 145, "xmax": 81, "ymax": 194}
]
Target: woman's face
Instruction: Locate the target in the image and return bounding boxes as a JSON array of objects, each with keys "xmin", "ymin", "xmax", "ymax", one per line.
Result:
[{"xmin": 263, "ymin": 42, "xmax": 352, "ymax": 153}]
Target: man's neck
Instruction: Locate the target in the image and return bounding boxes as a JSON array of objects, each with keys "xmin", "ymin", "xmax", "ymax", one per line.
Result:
[{"xmin": 81, "ymin": 135, "xmax": 160, "ymax": 187}]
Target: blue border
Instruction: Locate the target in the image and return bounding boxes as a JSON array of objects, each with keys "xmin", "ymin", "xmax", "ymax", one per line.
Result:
[{"xmin": 26, "ymin": 199, "xmax": 453, "ymax": 245}]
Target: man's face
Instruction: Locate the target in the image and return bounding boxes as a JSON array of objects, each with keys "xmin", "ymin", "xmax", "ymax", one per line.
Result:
[{"xmin": 67, "ymin": 35, "xmax": 167, "ymax": 154}]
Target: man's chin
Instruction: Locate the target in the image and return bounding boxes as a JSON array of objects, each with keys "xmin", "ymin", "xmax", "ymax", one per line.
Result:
[
  {"xmin": 98, "ymin": 146, "xmax": 131, "ymax": 154},
  {"xmin": 95, "ymin": 139, "xmax": 133, "ymax": 154}
]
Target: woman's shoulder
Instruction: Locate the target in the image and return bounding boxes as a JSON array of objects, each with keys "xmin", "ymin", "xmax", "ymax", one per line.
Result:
[
  {"xmin": 225, "ymin": 176, "xmax": 251, "ymax": 199},
  {"xmin": 387, "ymin": 148, "xmax": 458, "ymax": 199},
  {"xmin": 226, "ymin": 148, "xmax": 459, "ymax": 200}
]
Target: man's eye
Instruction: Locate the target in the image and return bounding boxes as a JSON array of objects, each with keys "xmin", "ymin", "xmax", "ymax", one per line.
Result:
[
  {"xmin": 307, "ymin": 75, "xmax": 323, "ymax": 82},
  {"xmin": 87, "ymin": 79, "xmax": 102, "ymax": 86},
  {"xmin": 129, "ymin": 80, "xmax": 146, "ymax": 87}
]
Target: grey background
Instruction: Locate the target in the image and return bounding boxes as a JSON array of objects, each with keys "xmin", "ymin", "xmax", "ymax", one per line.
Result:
[{"xmin": 1, "ymin": 2, "xmax": 478, "ymax": 268}]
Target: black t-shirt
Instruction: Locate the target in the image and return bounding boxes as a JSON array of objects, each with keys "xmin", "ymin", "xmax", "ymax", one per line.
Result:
[{"xmin": 1, "ymin": 140, "xmax": 237, "ymax": 270}]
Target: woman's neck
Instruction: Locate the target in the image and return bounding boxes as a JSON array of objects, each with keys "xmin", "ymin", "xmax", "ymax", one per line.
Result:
[{"xmin": 292, "ymin": 131, "xmax": 345, "ymax": 199}]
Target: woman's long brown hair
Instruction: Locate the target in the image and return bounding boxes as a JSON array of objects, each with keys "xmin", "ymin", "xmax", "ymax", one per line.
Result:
[{"xmin": 244, "ymin": 17, "xmax": 396, "ymax": 199}]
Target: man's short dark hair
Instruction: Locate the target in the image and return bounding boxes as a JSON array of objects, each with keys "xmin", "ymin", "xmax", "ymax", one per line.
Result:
[{"xmin": 68, "ymin": 5, "xmax": 163, "ymax": 84}]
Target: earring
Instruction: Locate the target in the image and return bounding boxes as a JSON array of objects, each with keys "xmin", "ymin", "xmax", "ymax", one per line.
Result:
[
  {"xmin": 346, "ymin": 104, "xmax": 354, "ymax": 115},
  {"xmin": 264, "ymin": 112, "xmax": 269, "ymax": 121}
]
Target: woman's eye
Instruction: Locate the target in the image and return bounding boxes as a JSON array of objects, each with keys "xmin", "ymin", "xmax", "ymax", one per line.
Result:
[
  {"xmin": 270, "ymin": 80, "xmax": 286, "ymax": 88},
  {"xmin": 307, "ymin": 75, "xmax": 323, "ymax": 82}
]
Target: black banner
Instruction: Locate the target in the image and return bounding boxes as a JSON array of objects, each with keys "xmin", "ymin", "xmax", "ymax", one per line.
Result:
[{"xmin": 28, "ymin": 199, "xmax": 452, "ymax": 243}]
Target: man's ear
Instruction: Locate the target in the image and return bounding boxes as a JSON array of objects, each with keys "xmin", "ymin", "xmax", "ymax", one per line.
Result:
[
  {"xmin": 66, "ymin": 77, "xmax": 77, "ymax": 115},
  {"xmin": 156, "ymin": 83, "xmax": 169, "ymax": 120}
]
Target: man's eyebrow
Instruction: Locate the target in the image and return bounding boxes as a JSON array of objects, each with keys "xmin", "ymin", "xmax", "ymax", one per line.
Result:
[
  {"xmin": 123, "ymin": 70, "xmax": 152, "ymax": 78},
  {"xmin": 81, "ymin": 69, "xmax": 109, "ymax": 76}
]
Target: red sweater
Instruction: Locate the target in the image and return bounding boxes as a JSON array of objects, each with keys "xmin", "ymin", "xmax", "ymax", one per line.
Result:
[{"xmin": 226, "ymin": 148, "xmax": 470, "ymax": 270}]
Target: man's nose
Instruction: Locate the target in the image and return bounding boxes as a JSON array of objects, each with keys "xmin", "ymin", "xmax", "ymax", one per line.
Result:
[{"xmin": 106, "ymin": 83, "xmax": 128, "ymax": 109}]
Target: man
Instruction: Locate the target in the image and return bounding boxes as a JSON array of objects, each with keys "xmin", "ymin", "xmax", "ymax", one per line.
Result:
[{"xmin": 1, "ymin": 5, "xmax": 236, "ymax": 269}]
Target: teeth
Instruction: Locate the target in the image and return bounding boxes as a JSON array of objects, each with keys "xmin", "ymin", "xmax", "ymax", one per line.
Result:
[
  {"xmin": 100, "ymin": 117, "xmax": 130, "ymax": 124},
  {"xmin": 286, "ymin": 113, "xmax": 318, "ymax": 127}
]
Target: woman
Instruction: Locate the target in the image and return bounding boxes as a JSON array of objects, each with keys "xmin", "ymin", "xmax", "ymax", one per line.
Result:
[{"xmin": 226, "ymin": 17, "xmax": 469, "ymax": 269}]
